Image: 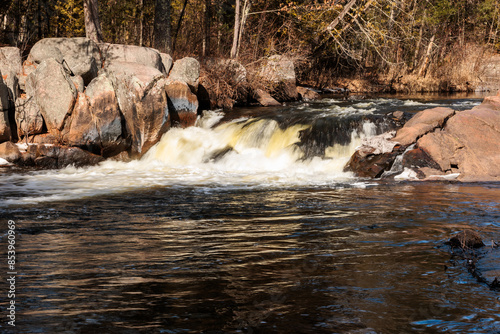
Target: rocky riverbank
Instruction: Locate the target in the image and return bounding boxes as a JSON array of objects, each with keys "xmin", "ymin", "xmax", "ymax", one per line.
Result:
[
  {"xmin": 0, "ymin": 38, "xmax": 319, "ymax": 168},
  {"xmin": 345, "ymin": 91, "xmax": 500, "ymax": 181},
  {"xmin": 1, "ymin": 37, "xmax": 500, "ymax": 180}
]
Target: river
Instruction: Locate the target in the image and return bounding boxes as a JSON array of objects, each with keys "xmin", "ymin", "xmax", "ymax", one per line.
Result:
[{"xmin": 1, "ymin": 94, "xmax": 499, "ymax": 333}]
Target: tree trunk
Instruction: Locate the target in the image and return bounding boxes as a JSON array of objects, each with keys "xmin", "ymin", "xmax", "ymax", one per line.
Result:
[
  {"xmin": 84, "ymin": 0, "xmax": 104, "ymax": 43},
  {"xmin": 230, "ymin": 0, "xmax": 241, "ymax": 59},
  {"xmin": 154, "ymin": 0, "xmax": 172, "ymax": 54},
  {"xmin": 236, "ymin": 0, "xmax": 250, "ymax": 58},
  {"xmin": 418, "ymin": 34, "xmax": 436, "ymax": 78},
  {"xmin": 173, "ymin": 0, "xmax": 188, "ymax": 53},
  {"xmin": 412, "ymin": 20, "xmax": 424, "ymax": 70},
  {"xmin": 138, "ymin": 0, "xmax": 144, "ymax": 46},
  {"xmin": 202, "ymin": 0, "xmax": 210, "ymax": 57}
]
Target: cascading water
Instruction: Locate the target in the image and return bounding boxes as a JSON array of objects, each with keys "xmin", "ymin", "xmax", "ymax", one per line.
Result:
[
  {"xmin": 0, "ymin": 95, "xmax": 481, "ymax": 207},
  {"xmin": 0, "ymin": 101, "xmax": 397, "ymax": 206},
  {"xmin": 143, "ymin": 111, "xmax": 383, "ymax": 172}
]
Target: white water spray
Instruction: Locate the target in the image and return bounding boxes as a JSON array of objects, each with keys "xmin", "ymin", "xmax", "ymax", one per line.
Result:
[{"xmin": 1, "ymin": 110, "xmax": 380, "ymax": 206}]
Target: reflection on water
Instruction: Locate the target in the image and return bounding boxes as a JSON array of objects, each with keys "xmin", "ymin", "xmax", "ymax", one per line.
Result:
[{"xmin": 1, "ymin": 183, "xmax": 499, "ymax": 333}]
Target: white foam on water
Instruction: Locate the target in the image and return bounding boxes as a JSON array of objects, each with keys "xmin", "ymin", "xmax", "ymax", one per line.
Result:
[{"xmin": 0, "ymin": 111, "xmax": 379, "ymax": 207}]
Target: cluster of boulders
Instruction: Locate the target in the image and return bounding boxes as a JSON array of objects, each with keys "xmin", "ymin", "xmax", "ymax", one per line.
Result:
[
  {"xmin": 345, "ymin": 91, "xmax": 500, "ymax": 181},
  {"xmin": 0, "ymin": 37, "xmax": 203, "ymax": 167},
  {"xmin": 0, "ymin": 37, "xmax": 319, "ymax": 168}
]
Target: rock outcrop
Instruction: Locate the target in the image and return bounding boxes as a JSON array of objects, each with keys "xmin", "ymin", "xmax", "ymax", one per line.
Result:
[
  {"xmin": 99, "ymin": 43, "xmax": 164, "ymax": 72},
  {"xmin": 167, "ymin": 57, "xmax": 200, "ymax": 92},
  {"xmin": 0, "ymin": 38, "xmax": 207, "ymax": 168},
  {"xmin": 391, "ymin": 107, "xmax": 455, "ymax": 146},
  {"xmin": 0, "ymin": 47, "xmax": 22, "ymax": 104},
  {"xmin": 345, "ymin": 91, "xmax": 500, "ymax": 181},
  {"xmin": 259, "ymin": 55, "xmax": 298, "ymax": 102},
  {"xmin": 104, "ymin": 61, "xmax": 170, "ymax": 157},
  {"xmin": 165, "ymin": 81, "xmax": 198, "ymax": 128},
  {"xmin": 29, "ymin": 58, "xmax": 78, "ymax": 131}
]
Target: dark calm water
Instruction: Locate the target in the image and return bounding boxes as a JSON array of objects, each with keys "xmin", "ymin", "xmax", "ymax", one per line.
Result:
[{"xmin": 1, "ymin": 94, "xmax": 499, "ymax": 333}]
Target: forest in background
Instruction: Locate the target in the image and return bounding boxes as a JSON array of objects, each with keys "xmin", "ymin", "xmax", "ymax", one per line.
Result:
[{"xmin": 1, "ymin": 0, "xmax": 500, "ymax": 91}]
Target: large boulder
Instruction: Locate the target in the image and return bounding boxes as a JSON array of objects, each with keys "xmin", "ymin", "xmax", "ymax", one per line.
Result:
[
  {"xmin": 0, "ymin": 47, "xmax": 22, "ymax": 75},
  {"xmin": 418, "ymin": 100, "xmax": 500, "ymax": 181},
  {"xmin": 167, "ymin": 57, "xmax": 200, "ymax": 92},
  {"xmin": 345, "ymin": 92, "xmax": 500, "ymax": 181},
  {"xmin": 344, "ymin": 131, "xmax": 403, "ymax": 178},
  {"xmin": 64, "ymin": 74, "xmax": 129, "ymax": 157},
  {"xmin": 15, "ymin": 95, "xmax": 44, "ymax": 137},
  {"xmin": 99, "ymin": 43, "xmax": 163, "ymax": 72},
  {"xmin": 18, "ymin": 60, "xmax": 37, "ymax": 91},
  {"xmin": 391, "ymin": 107, "xmax": 455, "ymax": 146},
  {"xmin": 0, "ymin": 74, "xmax": 10, "ymax": 111},
  {"xmin": 103, "ymin": 61, "xmax": 170, "ymax": 157},
  {"xmin": 29, "ymin": 58, "xmax": 78, "ymax": 131},
  {"xmin": 199, "ymin": 58, "xmax": 248, "ymax": 110},
  {"xmin": 28, "ymin": 38, "xmax": 100, "ymax": 85},
  {"xmin": 259, "ymin": 55, "xmax": 298, "ymax": 101},
  {"xmin": 0, "ymin": 141, "xmax": 21, "ymax": 162},
  {"xmin": 0, "ymin": 74, "xmax": 12, "ymax": 142},
  {"xmin": 64, "ymin": 93, "xmax": 99, "ymax": 149},
  {"xmin": 165, "ymin": 81, "xmax": 199, "ymax": 127},
  {"xmin": 203, "ymin": 58, "xmax": 247, "ymax": 85},
  {"xmin": 0, "ymin": 47, "xmax": 22, "ymax": 103}
]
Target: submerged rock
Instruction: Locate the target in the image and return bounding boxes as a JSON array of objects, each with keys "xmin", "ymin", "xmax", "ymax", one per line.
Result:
[
  {"xmin": 474, "ymin": 249, "xmax": 500, "ymax": 289},
  {"xmin": 448, "ymin": 230, "xmax": 485, "ymax": 249}
]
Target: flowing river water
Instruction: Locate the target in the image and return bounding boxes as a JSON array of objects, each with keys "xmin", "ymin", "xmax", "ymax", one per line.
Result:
[{"xmin": 0, "ymin": 94, "xmax": 499, "ymax": 333}]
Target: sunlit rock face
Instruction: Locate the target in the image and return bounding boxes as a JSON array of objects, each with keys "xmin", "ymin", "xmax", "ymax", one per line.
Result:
[
  {"xmin": 346, "ymin": 91, "xmax": 500, "ymax": 181},
  {"xmin": 103, "ymin": 61, "xmax": 170, "ymax": 158}
]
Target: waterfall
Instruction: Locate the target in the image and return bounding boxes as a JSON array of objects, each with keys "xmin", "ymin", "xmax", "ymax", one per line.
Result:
[
  {"xmin": 143, "ymin": 110, "xmax": 388, "ymax": 173},
  {"xmin": 1, "ymin": 105, "xmax": 398, "ymax": 206}
]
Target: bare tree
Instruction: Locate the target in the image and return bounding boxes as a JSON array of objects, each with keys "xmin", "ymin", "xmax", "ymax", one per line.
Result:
[
  {"xmin": 230, "ymin": 0, "xmax": 241, "ymax": 59},
  {"xmin": 84, "ymin": 0, "xmax": 104, "ymax": 43},
  {"xmin": 230, "ymin": 0, "xmax": 251, "ymax": 59}
]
